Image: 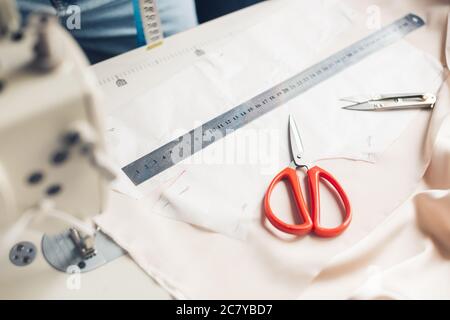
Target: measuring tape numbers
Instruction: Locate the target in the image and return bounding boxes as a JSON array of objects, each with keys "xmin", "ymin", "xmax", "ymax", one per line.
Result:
[{"xmin": 133, "ymin": 0, "xmax": 164, "ymax": 47}]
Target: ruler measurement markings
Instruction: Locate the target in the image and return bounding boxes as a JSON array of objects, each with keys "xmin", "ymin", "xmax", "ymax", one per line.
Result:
[{"xmin": 97, "ymin": 31, "xmax": 238, "ymax": 86}]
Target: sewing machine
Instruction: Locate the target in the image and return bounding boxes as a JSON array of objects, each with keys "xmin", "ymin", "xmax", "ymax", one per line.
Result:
[
  {"xmin": 0, "ymin": 1, "xmax": 168, "ymax": 298},
  {"xmin": 0, "ymin": 0, "xmax": 112, "ymax": 242}
]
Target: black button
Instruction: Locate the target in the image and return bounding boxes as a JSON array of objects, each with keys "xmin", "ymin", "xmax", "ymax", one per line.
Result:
[
  {"xmin": 11, "ymin": 31, "xmax": 23, "ymax": 41},
  {"xmin": 63, "ymin": 132, "xmax": 80, "ymax": 146},
  {"xmin": 27, "ymin": 171, "xmax": 44, "ymax": 185},
  {"xmin": 78, "ymin": 261, "xmax": 86, "ymax": 269},
  {"xmin": 46, "ymin": 184, "xmax": 62, "ymax": 196},
  {"xmin": 51, "ymin": 150, "xmax": 69, "ymax": 165}
]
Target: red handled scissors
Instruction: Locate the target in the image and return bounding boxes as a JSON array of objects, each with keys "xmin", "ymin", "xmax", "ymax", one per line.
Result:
[{"xmin": 264, "ymin": 115, "xmax": 352, "ymax": 237}]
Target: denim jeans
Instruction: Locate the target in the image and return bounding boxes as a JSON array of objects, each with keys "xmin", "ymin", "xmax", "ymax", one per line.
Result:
[{"xmin": 16, "ymin": 0, "xmax": 198, "ymax": 63}]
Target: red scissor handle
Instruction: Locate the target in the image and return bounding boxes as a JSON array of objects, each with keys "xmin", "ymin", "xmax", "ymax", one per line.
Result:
[
  {"xmin": 264, "ymin": 167, "xmax": 313, "ymax": 236},
  {"xmin": 264, "ymin": 166, "xmax": 352, "ymax": 237},
  {"xmin": 307, "ymin": 166, "xmax": 351, "ymax": 237}
]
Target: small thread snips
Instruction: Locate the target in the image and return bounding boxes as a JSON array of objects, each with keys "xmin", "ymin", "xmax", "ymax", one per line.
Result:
[{"xmin": 341, "ymin": 93, "xmax": 436, "ymax": 111}]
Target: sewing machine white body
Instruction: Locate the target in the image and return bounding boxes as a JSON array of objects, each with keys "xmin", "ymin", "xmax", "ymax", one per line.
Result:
[
  {"xmin": 0, "ymin": 1, "xmax": 167, "ymax": 299},
  {"xmin": 0, "ymin": 15, "xmax": 109, "ymax": 236}
]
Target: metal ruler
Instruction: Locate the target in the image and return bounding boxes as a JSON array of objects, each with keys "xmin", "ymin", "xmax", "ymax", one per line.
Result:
[{"xmin": 123, "ymin": 14, "xmax": 425, "ymax": 186}]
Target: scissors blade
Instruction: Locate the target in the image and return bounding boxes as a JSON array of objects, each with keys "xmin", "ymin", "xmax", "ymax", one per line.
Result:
[
  {"xmin": 340, "ymin": 95, "xmax": 373, "ymax": 104},
  {"xmin": 341, "ymin": 102, "xmax": 375, "ymax": 111},
  {"xmin": 289, "ymin": 115, "xmax": 304, "ymax": 166}
]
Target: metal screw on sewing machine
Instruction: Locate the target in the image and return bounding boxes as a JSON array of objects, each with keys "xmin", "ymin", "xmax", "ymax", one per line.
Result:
[
  {"xmin": 10, "ymin": 31, "xmax": 22, "ymax": 42},
  {"xmin": 63, "ymin": 131, "xmax": 80, "ymax": 146},
  {"xmin": 27, "ymin": 171, "xmax": 44, "ymax": 185},
  {"xmin": 46, "ymin": 184, "xmax": 62, "ymax": 196},
  {"xmin": 10, "ymin": 30, "xmax": 23, "ymax": 41},
  {"xmin": 9, "ymin": 242, "xmax": 37, "ymax": 267},
  {"xmin": 51, "ymin": 149, "xmax": 69, "ymax": 165},
  {"xmin": 32, "ymin": 15, "xmax": 64, "ymax": 71}
]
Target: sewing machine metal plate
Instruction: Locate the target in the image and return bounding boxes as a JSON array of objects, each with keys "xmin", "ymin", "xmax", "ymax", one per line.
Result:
[{"xmin": 42, "ymin": 230, "xmax": 125, "ymax": 273}]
